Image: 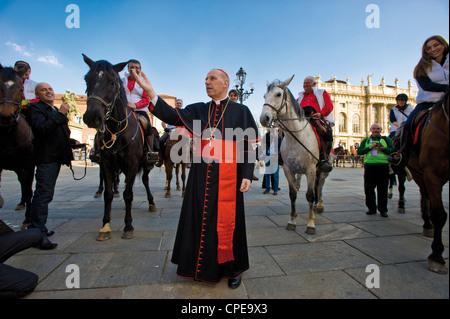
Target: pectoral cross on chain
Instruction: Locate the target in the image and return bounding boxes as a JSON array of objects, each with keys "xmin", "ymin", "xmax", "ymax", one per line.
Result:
[{"xmin": 209, "ymin": 135, "xmax": 215, "ymax": 147}]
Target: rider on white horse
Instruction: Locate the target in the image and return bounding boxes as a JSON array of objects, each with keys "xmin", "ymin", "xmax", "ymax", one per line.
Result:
[{"xmin": 297, "ymin": 76, "xmax": 334, "ymax": 173}]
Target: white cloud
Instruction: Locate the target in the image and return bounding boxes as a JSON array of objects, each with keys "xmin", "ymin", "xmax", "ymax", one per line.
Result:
[
  {"xmin": 5, "ymin": 41, "xmax": 32, "ymax": 57},
  {"xmin": 37, "ymin": 55, "xmax": 62, "ymax": 67}
]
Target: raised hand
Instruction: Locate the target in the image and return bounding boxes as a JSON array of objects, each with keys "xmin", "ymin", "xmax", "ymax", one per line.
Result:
[{"xmin": 131, "ymin": 70, "xmax": 156, "ymax": 100}]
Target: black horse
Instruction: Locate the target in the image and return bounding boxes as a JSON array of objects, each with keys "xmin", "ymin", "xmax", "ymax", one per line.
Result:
[
  {"xmin": 82, "ymin": 54, "xmax": 156, "ymax": 241},
  {"xmin": 0, "ymin": 64, "xmax": 35, "ymax": 228}
]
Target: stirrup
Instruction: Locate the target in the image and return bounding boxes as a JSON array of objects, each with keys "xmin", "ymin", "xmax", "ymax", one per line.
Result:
[
  {"xmin": 388, "ymin": 152, "xmax": 402, "ymax": 166},
  {"xmin": 146, "ymin": 151, "xmax": 159, "ymax": 164}
]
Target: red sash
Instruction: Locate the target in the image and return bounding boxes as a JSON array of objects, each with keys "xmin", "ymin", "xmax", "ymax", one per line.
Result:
[{"xmin": 198, "ymin": 139, "xmax": 237, "ymax": 264}]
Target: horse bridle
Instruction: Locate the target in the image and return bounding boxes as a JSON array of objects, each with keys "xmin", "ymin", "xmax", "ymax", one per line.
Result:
[
  {"xmin": 0, "ymin": 99, "xmax": 23, "ymax": 127},
  {"xmin": 263, "ymin": 87, "xmax": 289, "ymax": 119},
  {"xmin": 86, "ymin": 78, "xmax": 122, "ymax": 122},
  {"xmin": 86, "ymin": 77, "xmax": 138, "ymax": 151},
  {"xmin": 263, "ymin": 87, "xmax": 321, "ymax": 163}
]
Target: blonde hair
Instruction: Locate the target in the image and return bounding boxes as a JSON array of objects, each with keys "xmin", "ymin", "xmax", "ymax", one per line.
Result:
[{"xmin": 413, "ymin": 35, "xmax": 449, "ymax": 79}]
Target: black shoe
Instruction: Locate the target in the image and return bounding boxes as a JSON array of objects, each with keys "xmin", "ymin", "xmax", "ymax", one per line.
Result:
[
  {"xmin": 46, "ymin": 230, "xmax": 55, "ymax": 237},
  {"xmin": 39, "ymin": 237, "xmax": 57, "ymax": 250},
  {"xmin": 366, "ymin": 210, "xmax": 376, "ymax": 215},
  {"xmin": 147, "ymin": 151, "xmax": 159, "ymax": 163},
  {"xmin": 228, "ymin": 276, "xmax": 242, "ymax": 289},
  {"xmin": 380, "ymin": 211, "xmax": 388, "ymax": 217}
]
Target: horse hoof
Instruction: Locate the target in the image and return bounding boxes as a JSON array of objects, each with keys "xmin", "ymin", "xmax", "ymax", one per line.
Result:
[
  {"xmin": 397, "ymin": 207, "xmax": 405, "ymax": 214},
  {"xmin": 316, "ymin": 206, "xmax": 324, "ymax": 214},
  {"xmin": 94, "ymin": 192, "xmax": 102, "ymax": 198},
  {"xmin": 122, "ymin": 230, "xmax": 135, "ymax": 239},
  {"xmin": 165, "ymin": 193, "xmax": 171, "ymax": 198},
  {"xmin": 15, "ymin": 203, "xmax": 26, "ymax": 211},
  {"xmin": 427, "ymin": 259, "xmax": 448, "ymax": 275},
  {"xmin": 177, "ymin": 186, "xmax": 181, "ymax": 191},
  {"xmin": 148, "ymin": 204, "xmax": 157, "ymax": 212},
  {"xmin": 21, "ymin": 222, "xmax": 31, "ymax": 230},
  {"xmin": 422, "ymin": 227, "xmax": 434, "ymax": 238},
  {"xmin": 286, "ymin": 223, "xmax": 296, "ymax": 231},
  {"xmin": 114, "ymin": 192, "xmax": 120, "ymax": 198},
  {"xmin": 96, "ymin": 232, "xmax": 111, "ymax": 241},
  {"xmin": 305, "ymin": 227, "xmax": 316, "ymax": 235}
]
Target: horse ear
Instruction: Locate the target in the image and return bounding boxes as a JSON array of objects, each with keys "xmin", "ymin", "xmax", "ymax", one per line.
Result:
[
  {"xmin": 113, "ymin": 61, "xmax": 128, "ymax": 74},
  {"xmin": 0, "ymin": 63, "xmax": 3, "ymax": 70},
  {"xmin": 279, "ymin": 75, "xmax": 295, "ymax": 90},
  {"xmin": 82, "ymin": 54, "xmax": 95, "ymax": 68}
]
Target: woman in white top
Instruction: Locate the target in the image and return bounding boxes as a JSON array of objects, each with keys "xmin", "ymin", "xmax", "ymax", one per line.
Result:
[{"xmin": 389, "ymin": 35, "xmax": 449, "ymax": 166}]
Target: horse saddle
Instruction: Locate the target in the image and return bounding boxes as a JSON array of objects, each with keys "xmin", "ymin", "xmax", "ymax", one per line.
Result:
[
  {"xmin": 411, "ymin": 109, "xmax": 431, "ymax": 147},
  {"xmin": 136, "ymin": 113, "xmax": 148, "ymax": 131}
]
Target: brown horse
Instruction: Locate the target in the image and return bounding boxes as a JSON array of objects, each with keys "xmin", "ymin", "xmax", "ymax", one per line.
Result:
[
  {"xmin": 404, "ymin": 92, "xmax": 449, "ymax": 274},
  {"xmin": 163, "ymin": 130, "xmax": 189, "ymax": 198},
  {"xmin": 333, "ymin": 146, "xmax": 348, "ymax": 167},
  {"xmin": 0, "ymin": 64, "xmax": 35, "ymax": 228}
]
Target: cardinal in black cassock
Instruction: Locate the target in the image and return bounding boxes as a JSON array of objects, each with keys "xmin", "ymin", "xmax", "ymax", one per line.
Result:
[{"xmin": 135, "ymin": 69, "xmax": 259, "ymax": 285}]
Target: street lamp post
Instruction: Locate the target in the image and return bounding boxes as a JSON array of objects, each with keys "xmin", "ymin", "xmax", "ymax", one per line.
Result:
[{"xmin": 234, "ymin": 67, "xmax": 255, "ymax": 104}]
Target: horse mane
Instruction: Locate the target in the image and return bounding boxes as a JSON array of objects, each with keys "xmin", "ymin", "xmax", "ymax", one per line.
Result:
[
  {"xmin": 431, "ymin": 90, "xmax": 449, "ymax": 114},
  {"xmin": 286, "ymin": 88, "xmax": 304, "ymax": 119}
]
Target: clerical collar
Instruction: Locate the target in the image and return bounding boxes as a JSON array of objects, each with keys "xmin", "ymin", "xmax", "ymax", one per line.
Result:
[{"xmin": 213, "ymin": 97, "xmax": 228, "ymax": 105}]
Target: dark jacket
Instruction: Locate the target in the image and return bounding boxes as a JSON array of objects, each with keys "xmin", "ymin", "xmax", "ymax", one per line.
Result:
[{"xmin": 31, "ymin": 101, "xmax": 73, "ymax": 166}]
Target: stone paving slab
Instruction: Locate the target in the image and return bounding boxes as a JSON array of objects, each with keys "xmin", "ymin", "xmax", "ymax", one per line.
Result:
[
  {"xmin": 345, "ymin": 235, "xmax": 449, "ymax": 264},
  {"xmin": 36, "ymin": 250, "xmax": 167, "ymax": 291},
  {"xmin": 265, "ymin": 241, "xmax": 378, "ymax": 274},
  {"xmin": 1, "ymin": 164, "xmax": 449, "ymax": 299},
  {"xmin": 244, "ymin": 271, "xmax": 376, "ymax": 299},
  {"xmin": 345, "ymin": 261, "xmax": 449, "ymax": 299}
]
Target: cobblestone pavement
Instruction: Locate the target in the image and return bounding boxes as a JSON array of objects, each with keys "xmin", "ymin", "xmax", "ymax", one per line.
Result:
[{"xmin": 0, "ymin": 161, "xmax": 448, "ymax": 299}]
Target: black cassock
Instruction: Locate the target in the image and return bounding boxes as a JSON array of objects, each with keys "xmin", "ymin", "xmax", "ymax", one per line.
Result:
[{"xmin": 151, "ymin": 96, "xmax": 258, "ymax": 283}]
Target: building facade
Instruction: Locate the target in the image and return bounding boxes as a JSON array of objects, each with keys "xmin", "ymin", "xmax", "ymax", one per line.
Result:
[{"xmin": 315, "ymin": 75, "xmax": 417, "ymax": 149}]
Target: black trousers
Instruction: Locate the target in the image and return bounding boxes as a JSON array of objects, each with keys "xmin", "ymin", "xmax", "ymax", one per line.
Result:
[
  {"xmin": 0, "ymin": 228, "xmax": 42, "ymax": 298},
  {"xmin": 363, "ymin": 164, "xmax": 389, "ymax": 213}
]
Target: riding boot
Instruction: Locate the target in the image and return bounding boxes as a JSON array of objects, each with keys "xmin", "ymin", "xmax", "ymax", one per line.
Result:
[
  {"xmin": 388, "ymin": 128, "xmax": 411, "ymax": 168},
  {"xmin": 155, "ymin": 144, "xmax": 165, "ymax": 168},
  {"xmin": 146, "ymin": 135, "xmax": 159, "ymax": 167},
  {"xmin": 320, "ymin": 141, "xmax": 333, "ymax": 173}
]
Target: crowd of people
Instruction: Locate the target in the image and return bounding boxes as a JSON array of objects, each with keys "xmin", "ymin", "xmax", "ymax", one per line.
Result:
[{"xmin": 1, "ymin": 34, "xmax": 448, "ymax": 298}]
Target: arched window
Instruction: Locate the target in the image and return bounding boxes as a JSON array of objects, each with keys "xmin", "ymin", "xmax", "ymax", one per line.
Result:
[
  {"xmin": 352, "ymin": 114, "xmax": 361, "ymax": 133},
  {"xmin": 338, "ymin": 113, "xmax": 347, "ymax": 133}
]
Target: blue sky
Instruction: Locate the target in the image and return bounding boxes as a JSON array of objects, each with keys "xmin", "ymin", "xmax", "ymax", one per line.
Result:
[{"xmin": 1, "ymin": 0, "xmax": 449, "ymax": 118}]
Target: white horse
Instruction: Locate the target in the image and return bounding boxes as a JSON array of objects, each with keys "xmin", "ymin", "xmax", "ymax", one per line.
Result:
[{"xmin": 260, "ymin": 76, "xmax": 331, "ymax": 234}]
